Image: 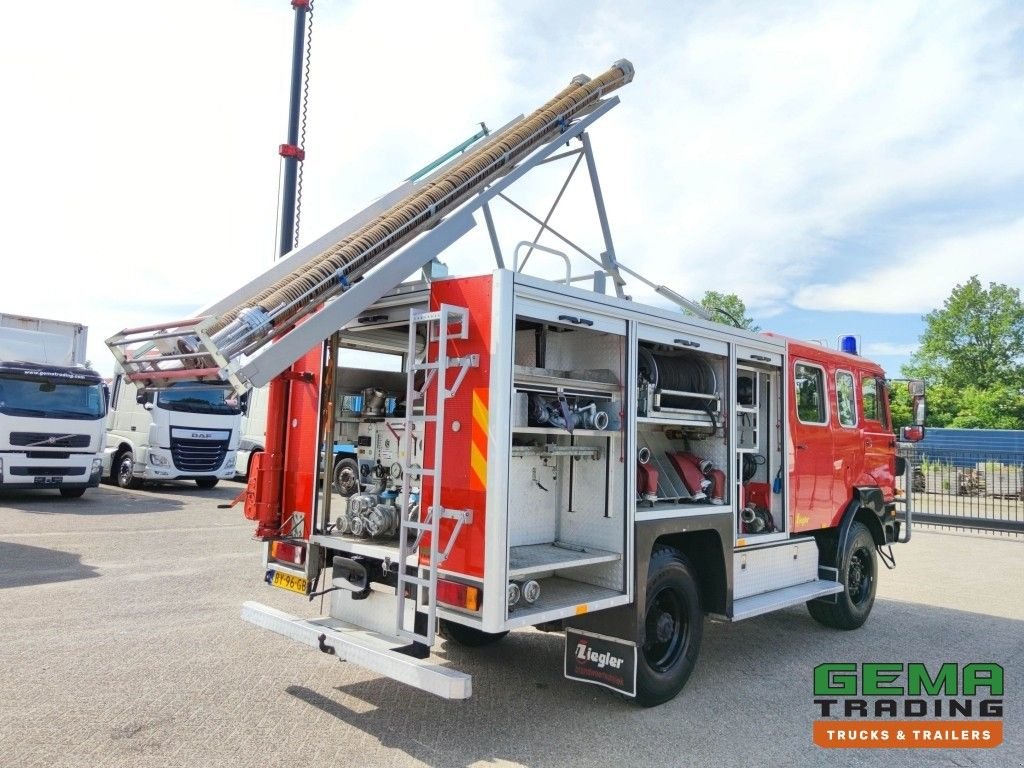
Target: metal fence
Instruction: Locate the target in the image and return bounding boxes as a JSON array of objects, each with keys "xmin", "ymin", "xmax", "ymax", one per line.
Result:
[{"xmin": 899, "ymin": 445, "xmax": 1024, "ymax": 537}]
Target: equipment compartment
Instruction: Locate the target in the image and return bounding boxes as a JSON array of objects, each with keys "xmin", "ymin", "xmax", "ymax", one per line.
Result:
[{"xmin": 503, "ymin": 306, "xmax": 629, "ymax": 622}]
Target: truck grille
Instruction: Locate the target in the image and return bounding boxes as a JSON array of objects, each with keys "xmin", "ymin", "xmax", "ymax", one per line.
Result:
[
  {"xmin": 10, "ymin": 466, "xmax": 86, "ymax": 476},
  {"xmin": 170, "ymin": 437, "xmax": 228, "ymax": 473},
  {"xmin": 10, "ymin": 432, "xmax": 91, "ymax": 448}
]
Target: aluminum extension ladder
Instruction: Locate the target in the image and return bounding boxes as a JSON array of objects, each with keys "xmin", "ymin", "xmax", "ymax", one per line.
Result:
[{"xmin": 394, "ymin": 304, "xmax": 476, "ymax": 648}]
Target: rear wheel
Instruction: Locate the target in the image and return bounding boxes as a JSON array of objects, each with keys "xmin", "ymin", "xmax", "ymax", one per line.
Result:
[
  {"xmin": 807, "ymin": 521, "xmax": 877, "ymax": 630},
  {"xmin": 635, "ymin": 548, "xmax": 703, "ymax": 707},
  {"xmin": 195, "ymin": 477, "xmax": 219, "ymax": 489},
  {"xmin": 438, "ymin": 619, "xmax": 508, "ymax": 647},
  {"xmin": 59, "ymin": 488, "xmax": 86, "ymax": 498},
  {"xmin": 116, "ymin": 450, "xmax": 143, "ymax": 490}
]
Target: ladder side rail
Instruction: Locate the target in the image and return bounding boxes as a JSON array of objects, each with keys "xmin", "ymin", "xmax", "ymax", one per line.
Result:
[{"xmin": 395, "ymin": 307, "xmax": 423, "ymax": 638}]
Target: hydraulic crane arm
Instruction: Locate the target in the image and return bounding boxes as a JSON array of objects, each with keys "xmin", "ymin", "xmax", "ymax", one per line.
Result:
[{"xmin": 106, "ymin": 60, "xmax": 635, "ymax": 395}]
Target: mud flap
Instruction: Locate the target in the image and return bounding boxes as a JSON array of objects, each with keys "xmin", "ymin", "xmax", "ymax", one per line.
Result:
[{"xmin": 564, "ymin": 628, "xmax": 637, "ymax": 697}]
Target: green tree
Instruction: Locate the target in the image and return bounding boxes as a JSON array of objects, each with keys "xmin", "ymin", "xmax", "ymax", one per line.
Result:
[
  {"xmin": 902, "ymin": 276, "xmax": 1024, "ymax": 428},
  {"xmin": 696, "ymin": 291, "xmax": 760, "ymax": 331},
  {"xmin": 904, "ymin": 276, "xmax": 1024, "ymax": 390}
]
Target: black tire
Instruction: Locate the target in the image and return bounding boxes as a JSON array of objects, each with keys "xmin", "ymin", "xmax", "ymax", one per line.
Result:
[
  {"xmin": 635, "ymin": 548, "xmax": 704, "ymax": 707},
  {"xmin": 332, "ymin": 457, "xmax": 360, "ymax": 497},
  {"xmin": 59, "ymin": 488, "xmax": 86, "ymax": 498},
  {"xmin": 116, "ymin": 450, "xmax": 144, "ymax": 490},
  {"xmin": 195, "ymin": 477, "xmax": 219, "ymax": 489},
  {"xmin": 807, "ymin": 520, "xmax": 877, "ymax": 630},
  {"xmin": 438, "ymin": 619, "xmax": 509, "ymax": 647}
]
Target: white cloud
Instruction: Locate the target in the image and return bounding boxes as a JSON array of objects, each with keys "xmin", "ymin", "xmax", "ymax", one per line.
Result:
[{"xmin": 793, "ymin": 215, "xmax": 1024, "ymax": 313}]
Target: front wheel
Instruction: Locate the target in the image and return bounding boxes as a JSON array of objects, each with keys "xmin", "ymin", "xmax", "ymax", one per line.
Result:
[
  {"xmin": 332, "ymin": 457, "xmax": 360, "ymax": 496},
  {"xmin": 807, "ymin": 520, "xmax": 877, "ymax": 630},
  {"xmin": 59, "ymin": 488, "xmax": 86, "ymax": 498},
  {"xmin": 195, "ymin": 477, "xmax": 219, "ymax": 489},
  {"xmin": 116, "ymin": 451, "xmax": 144, "ymax": 490},
  {"xmin": 635, "ymin": 548, "xmax": 704, "ymax": 707}
]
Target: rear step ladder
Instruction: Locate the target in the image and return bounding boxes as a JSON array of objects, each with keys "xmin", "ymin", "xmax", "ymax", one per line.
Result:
[{"xmin": 395, "ymin": 304, "xmax": 476, "ymax": 649}]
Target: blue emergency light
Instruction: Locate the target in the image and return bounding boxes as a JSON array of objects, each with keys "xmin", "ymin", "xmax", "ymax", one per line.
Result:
[{"xmin": 839, "ymin": 335, "xmax": 859, "ymax": 355}]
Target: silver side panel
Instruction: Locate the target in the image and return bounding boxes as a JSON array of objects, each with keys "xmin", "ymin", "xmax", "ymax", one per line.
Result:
[
  {"xmin": 733, "ymin": 539, "xmax": 818, "ymax": 600},
  {"xmin": 240, "ymin": 601, "xmax": 471, "ymax": 700}
]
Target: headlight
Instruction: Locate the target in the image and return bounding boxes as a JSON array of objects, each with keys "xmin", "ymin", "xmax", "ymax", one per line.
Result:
[
  {"xmin": 225, "ymin": 455, "xmax": 236, "ymax": 469},
  {"xmin": 150, "ymin": 453, "xmax": 169, "ymax": 467},
  {"xmin": 91, "ymin": 458, "xmax": 103, "ymax": 473}
]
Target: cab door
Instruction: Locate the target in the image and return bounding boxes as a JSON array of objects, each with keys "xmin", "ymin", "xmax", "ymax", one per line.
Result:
[
  {"xmin": 859, "ymin": 374, "xmax": 896, "ymax": 499},
  {"xmin": 789, "ymin": 360, "xmax": 834, "ymax": 531}
]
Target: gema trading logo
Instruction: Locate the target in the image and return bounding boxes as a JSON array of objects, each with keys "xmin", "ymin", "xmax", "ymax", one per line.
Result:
[{"xmin": 812, "ymin": 662, "xmax": 1004, "ymax": 749}]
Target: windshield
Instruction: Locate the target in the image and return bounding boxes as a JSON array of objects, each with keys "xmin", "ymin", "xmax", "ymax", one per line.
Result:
[
  {"xmin": 0, "ymin": 374, "xmax": 106, "ymax": 420},
  {"xmin": 156, "ymin": 382, "xmax": 242, "ymax": 415}
]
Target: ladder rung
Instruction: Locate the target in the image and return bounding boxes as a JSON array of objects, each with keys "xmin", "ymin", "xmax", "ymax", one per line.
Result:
[
  {"xmin": 411, "ymin": 362, "xmax": 440, "ymax": 371},
  {"xmin": 399, "ymin": 575, "xmax": 431, "ymax": 589},
  {"xmin": 413, "ymin": 311, "xmax": 443, "ymax": 323},
  {"xmin": 403, "ymin": 520, "xmax": 433, "ymax": 531},
  {"xmin": 406, "ymin": 467, "xmax": 435, "ymax": 477},
  {"xmin": 406, "ymin": 414, "xmax": 437, "ymax": 422}
]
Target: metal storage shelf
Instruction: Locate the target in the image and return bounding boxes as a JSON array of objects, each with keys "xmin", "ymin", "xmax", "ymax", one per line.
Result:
[
  {"xmin": 513, "ymin": 365, "xmax": 620, "ymax": 397},
  {"xmin": 511, "ymin": 426, "xmax": 612, "ymax": 438},
  {"xmin": 509, "ymin": 542, "xmax": 621, "ymax": 578},
  {"xmin": 510, "ymin": 443, "xmax": 603, "ymax": 459},
  {"xmin": 310, "ymin": 533, "xmax": 406, "ymax": 563},
  {"xmin": 505, "ymin": 576, "xmax": 623, "ymax": 623},
  {"xmin": 638, "ymin": 413, "xmax": 721, "ymax": 429}
]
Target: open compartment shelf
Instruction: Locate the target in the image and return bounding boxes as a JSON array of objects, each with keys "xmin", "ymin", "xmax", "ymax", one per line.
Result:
[
  {"xmin": 509, "ymin": 542, "xmax": 621, "ymax": 578},
  {"xmin": 506, "ymin": 576, "xmax": 623, "ymax": 620}
]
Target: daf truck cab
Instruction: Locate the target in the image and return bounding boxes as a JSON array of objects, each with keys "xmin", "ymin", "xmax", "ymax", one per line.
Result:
[
  {"xmin": 103, "ymin": 372, "xmax": 241, "ymax": 489},
  {"xmin": 0, "ymin": 316, "xmax": 106, "ymax": 498}
]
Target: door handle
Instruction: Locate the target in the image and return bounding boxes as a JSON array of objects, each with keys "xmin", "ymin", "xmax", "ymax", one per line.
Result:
[
  {"xmin": 796, "ymin": 444, "xmax": 807, "ymax": 450},
  {"xmin": 865, "ymin": 440, "xmax": 873, "ymax": 448}
]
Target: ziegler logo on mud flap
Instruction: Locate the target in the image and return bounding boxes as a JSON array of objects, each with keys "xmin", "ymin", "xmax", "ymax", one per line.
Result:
[{"xmin": 564, "ymin": 629, "xmax": 637, "ymax": 697}]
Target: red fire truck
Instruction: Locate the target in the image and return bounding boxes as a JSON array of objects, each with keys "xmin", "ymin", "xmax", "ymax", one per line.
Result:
[{"xmin": 107, "ymin": 60, "xmax": 925, "ymax": 706}]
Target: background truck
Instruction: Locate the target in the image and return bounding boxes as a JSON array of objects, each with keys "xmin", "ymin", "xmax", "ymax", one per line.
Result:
[
  {"xmin": 0, "ymin": 313, "xmax": 106, "ymax": 497},
  {"xmin": 106, "ymin": 59, "xmax": 925, "ymax": 705},
  {"xmin": 102, "ymin": 370, "xmax": 241, "ymax": 489}
]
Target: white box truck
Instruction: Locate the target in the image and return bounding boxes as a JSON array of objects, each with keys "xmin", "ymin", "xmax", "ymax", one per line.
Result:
[
  {"xmin": 103, "ymin": 370, "xmax": 241, "ymax": 489},
  {"xmin": 0, "ymin": 314, "xmax": 106, "ymax": 497}
]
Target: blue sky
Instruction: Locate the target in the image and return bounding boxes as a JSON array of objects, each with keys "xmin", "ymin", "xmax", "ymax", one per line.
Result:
[{"xmin": 1, "ymin": 0, "xmax": 1021, "ymax": 378}]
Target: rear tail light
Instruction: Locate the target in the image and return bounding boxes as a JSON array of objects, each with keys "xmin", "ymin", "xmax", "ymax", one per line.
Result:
[
  {"xmin": 269, "ymin": 540, "xmax": 306, "ymax": 566},
  {"xmin": 436, "ymin": 579, "xmax": 481, "ymax": 612}
]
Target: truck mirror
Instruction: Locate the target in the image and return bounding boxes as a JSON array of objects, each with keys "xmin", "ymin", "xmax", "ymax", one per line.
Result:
[
  {"xmin": 239, "ymin": 390, "xmax": 251, "ymax": 415},
  {"xmin": 909, "ymin": 379, "xmax": 926, "ymax": 426},
  {"xmin": 901, "ymin": 425, "xmax": 925, "ymax": 442}
]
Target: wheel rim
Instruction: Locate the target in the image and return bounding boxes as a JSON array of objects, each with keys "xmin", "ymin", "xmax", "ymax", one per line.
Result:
[
  {"xmin": 118, "ymin": 456, "xmax": 133, "ymax": 486},
  {"xmin": 847, "ymin": 546, "xmax": 874, "ymax": 606},
  {"xmin": 643, "ymin": 585, "xmax": 688, "ymax": 672},
  {"xmin": 335, "ymin": 466, "xmax": 358, "ymax": 495}
]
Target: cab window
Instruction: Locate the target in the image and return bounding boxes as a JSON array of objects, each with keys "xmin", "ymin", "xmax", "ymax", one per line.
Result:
[
  {"xmin": 795, "ymin": 363, "xmax": 827, "ymax": 424},
  {"xmin": 836, "ymin": 371, "xmax": 857, "ymax": 427},
  {"xmin": 862, "ymin": 376, "xmax": 886, "ymax": 425}
]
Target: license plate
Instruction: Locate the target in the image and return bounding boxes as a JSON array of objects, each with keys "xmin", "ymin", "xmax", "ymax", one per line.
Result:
[
  {"xmin": 34, "ymin": 476, "xmax": 61, "ymax": 485},
  {"xmin": 270, "ymin": 570, "xmax": 308, "ymax": 595}
]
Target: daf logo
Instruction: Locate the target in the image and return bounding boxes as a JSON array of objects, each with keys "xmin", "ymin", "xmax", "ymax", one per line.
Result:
[{"xmin": 191, "ymin": 432, "xmax": 214, "ymax": 439}]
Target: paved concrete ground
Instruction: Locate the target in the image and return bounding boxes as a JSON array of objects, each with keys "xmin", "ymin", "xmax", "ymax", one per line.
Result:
[{"xmin": 1, "ymin": 483, "xmax": 1021, "ymax": 768}]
